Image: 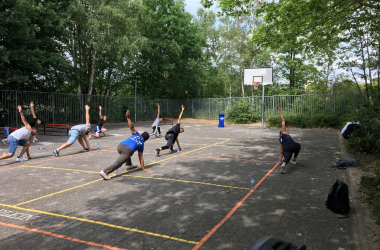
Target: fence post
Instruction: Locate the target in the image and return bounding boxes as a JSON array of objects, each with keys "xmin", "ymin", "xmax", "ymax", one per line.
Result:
[
  {"xmin": 15, "ymin": 90, "xmax": 18, "ymax": 128},
  {"xmin": 140, "ymin": 99, "xmax": 142, "ymax": 121},
  {"xmin": 208, "ymin": 98, "xmax": 211, "ymax": 119},
  {"xmin": 273, "ymin": 96, "xmax": 275, "ymax": 114},
  {"xmin": 52, "ymin": 93, "xmax": 55, "ymax": 124},
  {"xmin": 301, "ymin": 95, "xmax": 303, "ymax": 114},
  {"xmin": 192, "ymin": 99, "xmax": 194, "ymax": 118},
  {"xmin": 334, "ymin": 93, "xmax": 336, "ymax": 113}
]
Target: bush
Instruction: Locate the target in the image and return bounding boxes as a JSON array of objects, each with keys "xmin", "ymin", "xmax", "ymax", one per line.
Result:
[
  {"xmin": 360, "ymin": 163, "xmax": 380, "ymax": 222},
  {"xmin": 266, "ymin": 113, "xmax": 340, "ymax": 128},
  {"xmin": 345, "ymin": 105, "xmax": 380, "ymax": 154},
  {"xmin": 227, "ymin": 100, "xmax": 260, "ymax": 124}
]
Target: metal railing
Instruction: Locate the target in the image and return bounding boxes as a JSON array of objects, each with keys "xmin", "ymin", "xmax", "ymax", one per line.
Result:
[{"xmin": 0, "ymin": 90, "xmax": 368, "ymax": 128}]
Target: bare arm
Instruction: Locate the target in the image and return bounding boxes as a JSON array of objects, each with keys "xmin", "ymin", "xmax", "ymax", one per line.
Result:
[
  {"xmin": 177, "ymin": 105, "xmax": 185, "ymax": 124},
  {"xmin": 30, "ymin": 102, "xmax": 36, "ymax": 119},
  {"xmin": 18, "ymin": 106, "xmax": 31, "ymax": 130},
  {"xmin": 83, "ymin": 136, "xmax": 92, "ymax": 151},
  {"xmin": 176, "ymin": 138, "xmax": 184, "ymax": 151},
  {"xmin": 99, "ymin": 106, "xmax": 103, "ymax": 119},
  {"xmin": 138, "ymin": 151, "xmax": 150, "ymax": 171},
  {"xmin": 157, "ymin": 104, "xmax": 160, "ymax": 117},
  {"xmin": 276, "ymin": 104, "xmax": 287, "ymax": 133},
  {"xmin": 85, "ymin": 105, "xmax": 91, "ymax": 125},
  {"xmin": 126, "ymin": 110, "xmax": 136, "ymax": 134}
]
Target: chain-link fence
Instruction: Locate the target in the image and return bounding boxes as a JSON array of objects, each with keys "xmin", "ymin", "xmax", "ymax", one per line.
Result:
[{"xmin": 0, "ymin": 90, "xmax": 369, "ymax": 128}]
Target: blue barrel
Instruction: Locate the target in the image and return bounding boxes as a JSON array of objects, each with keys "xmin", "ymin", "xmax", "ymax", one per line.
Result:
[{"xmin": 218, "ymin": 114, "xmax": 225, "ymax": 127}]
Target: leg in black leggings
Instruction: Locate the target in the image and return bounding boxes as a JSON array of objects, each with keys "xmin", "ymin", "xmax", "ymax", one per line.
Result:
[
  {"xmin": 282, "ymin": 142, "xmax": 301, "ymax": 164},
  {"xmin": 158, "ymin": 134, "xmax": 174, "ymax": 151}
]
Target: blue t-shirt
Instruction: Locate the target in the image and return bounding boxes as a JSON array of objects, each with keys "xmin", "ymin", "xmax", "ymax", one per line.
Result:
[
  {"xmin": 279, "ymin": 133, "xmax": 294, "ymax": 146},
  {"xmin": 121, "ymin": 131, "xmax": 145, "ymax": 153}
]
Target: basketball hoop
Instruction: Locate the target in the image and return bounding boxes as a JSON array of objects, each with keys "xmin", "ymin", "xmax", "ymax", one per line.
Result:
[{"xmin": 252, "ymin": 82, "xmax": 260, "ymax": 90}]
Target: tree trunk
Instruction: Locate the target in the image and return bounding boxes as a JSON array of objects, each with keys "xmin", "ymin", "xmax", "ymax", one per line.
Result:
[
  {"xmin": 366, "ymin": 35, "xmax": 373, "ymax": 92},
  {"xmin": 87, "ymin": 47, "xmax": 97, "ymax": 103},
  {"xmin": 359, "ymin": 39, "xmax": 369, "ymax": 100},
  {"xmin": 104, "ymin": 69, "xmax": 112, "ymax": 96}
]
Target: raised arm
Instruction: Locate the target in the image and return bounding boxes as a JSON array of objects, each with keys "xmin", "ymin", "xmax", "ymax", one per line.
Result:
[
  {"xmin": 177, "ymin": 105, "xmax": 185, "ymax": 124},
  {"xmin": 157, "ymin": 104, "xmax": 160, "ymax": 117},
  {"xmin": 99, "ymin": 106, "xmax": 103, "ymax": 119},
  {"xmin": 85, "ymin": 105, "xmax": 90, "ymax": 125},
  {"xmin": 18, "ymin": 105, "xmax": 31, "ymax": 130},
  {"xmin": 30, "ymin": 102, "xmax": 36, "ymax": 119},
  {"xmin": 126, "ymin": 110, "xmax": 136, "ymax": 134},
  {"xmin": 276, "ymin": 104, "xmax": 286, "ymax": 133}
]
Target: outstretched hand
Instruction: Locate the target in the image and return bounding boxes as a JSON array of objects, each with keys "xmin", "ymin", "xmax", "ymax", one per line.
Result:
[
  {"xmin": 99, "ymin": 106, "xmax": 102, "ymax": 110},
  {"xmin": 181, "ymin": 105, "xmax": 185, "ymax": 111},
  {"xmin": 17, "ymin": 105, "xmax": 22, "ymax": 112},
  {"xmin": 126, "ymin": 110, "xmax": 130, "ymax": 118},
  {"xmin": 157, "ymin": 103, "xmax": 160, "ymax": 107},
  {"xmin": 85, "ymin": 105, "xmax": 90, "ymax": 111},
  {"xmin": 276, "ymin": 104, "xmax": 281, "ymax": 111},
  {"xmin": 30, "ymin": 102, "xmax": 34, "ymax": 107},
  {"xmin": 143, "ymin": 169, "xmax": 151, "ymax": 172}
]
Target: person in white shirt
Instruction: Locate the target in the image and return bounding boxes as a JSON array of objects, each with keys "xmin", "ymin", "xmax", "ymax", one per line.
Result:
[
  {"xmin": 0, "ymin": 105, "xmax": 38, "ymax": 162},
  {"xmin": 150, "ymin": 104, "xmax": 163, "ymax": 137}
]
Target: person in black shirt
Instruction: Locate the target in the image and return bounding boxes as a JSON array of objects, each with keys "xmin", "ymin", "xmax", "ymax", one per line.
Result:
[
  {"xmin": 88, "ymin": 106, "xmax": 107, "ymax": 139},
  {"xmin": 154, "ymin": 105, "xmax": 185, "ymax": 156}
]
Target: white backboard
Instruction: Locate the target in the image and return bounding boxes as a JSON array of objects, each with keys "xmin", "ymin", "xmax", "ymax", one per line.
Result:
[{"xmin": 244, "ymin": 68, "xmax": 273, "ymax": 85}]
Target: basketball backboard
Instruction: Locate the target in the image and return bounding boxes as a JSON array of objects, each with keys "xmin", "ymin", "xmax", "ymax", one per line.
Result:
[{"xmin": 244, "ymin": 68, "xmax": 273, "ymax": 86}]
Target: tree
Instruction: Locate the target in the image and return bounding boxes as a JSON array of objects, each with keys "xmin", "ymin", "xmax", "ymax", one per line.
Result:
[{"xmin": 135, "ymin": 0, "xmax": 204, "ymax": 99}]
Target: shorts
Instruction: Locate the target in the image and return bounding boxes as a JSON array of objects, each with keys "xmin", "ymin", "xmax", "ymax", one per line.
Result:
[
  {"xmin": 8, "ymin": 135, "xmax": 28, "ymax": 155},
  {"xmin": 68, "ymin": 130, "xmax": 80, "ymax": 144},
  {"xmin": 94, "ymin": 126, "xmax": 101, "ymax": 133}
]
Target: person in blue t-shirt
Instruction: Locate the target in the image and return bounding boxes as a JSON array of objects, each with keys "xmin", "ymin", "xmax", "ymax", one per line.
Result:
[
  {"xmin": 99, "ymin": 110, "xmax": 150, "ymax": 180},
  {"xmin": 277, "ymin": 104, "xmax": 301, "ymax": 174}
]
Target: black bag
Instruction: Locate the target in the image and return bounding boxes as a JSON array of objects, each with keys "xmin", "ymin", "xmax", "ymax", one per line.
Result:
[
  {"xmin": 342, "ymin": 124, "xmax": 359, "ymax": 139},
  {"xmin": 325, "ymin": 180, "xmax": 350, "ymax": 214},
  {"xmin": 249, "ymin": 236, "xmax": 306, "ymax": 250},
  {"xmin": 335, "ymin": 158, "xmax": 358, "ymax": 169}
]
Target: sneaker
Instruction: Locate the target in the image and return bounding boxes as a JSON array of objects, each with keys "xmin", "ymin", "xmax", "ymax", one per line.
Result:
[
  {"xmin": 154, "ymin": 149, "xmax": 160, "ymax": 157},
  {"xmin": 16, "ymin": 157, "xmax": 28, "ymax": 161},
  {"xmin": 32, "ymin": 139, "xmax": 39, "ymax": 143},
  {"xmin": 280, "ymin": 164, "xmax": 286, "ymax": 174},
  {"xmin": 169, "ymin": 146, "xmax": 174, "ymax": 152},
  {"xmin": 158, "ymin": 134, "xmax": 162, "ymax": 137},
  {"xmin": 83, "ymin": 148, "xmax": 89, "ymax": 152},
  {"xmin": 99, "ymin": 170, "xmax": 110, "ymax": 180},
  {"xmin": 291, "ymin": 160, "xmax": 296, "ymax": 165},
  {"xmin": 2, "ymin": 139, "xmax": 8, "ymax": 145},
  {"xmin": 126, "ymin": 164, "xmax": 138, "ymax": 170},
  {"xmin": 53, "ymin": 149, "xmax": 59, "ymax": 157}
]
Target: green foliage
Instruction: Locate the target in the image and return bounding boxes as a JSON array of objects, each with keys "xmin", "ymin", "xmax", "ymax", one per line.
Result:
[
  {"xmin": 267, "ymin": 113, "xmax": 340, "ymax": 128},
  {"xmin": 226, "ymin": 100, "xmax": 260, "ymax": 124},
  {"xmin": 345, "ymin": 103, "xmax": 380, "ymax": 154},
  {"xmin": 360, "ymin": 162, "xmax": 380, "ymax": 222}
]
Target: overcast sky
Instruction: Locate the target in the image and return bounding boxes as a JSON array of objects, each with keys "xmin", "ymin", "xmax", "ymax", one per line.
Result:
[{"xmin": 184, "ymin": 0, "xmax": 219, "ymax": 16}]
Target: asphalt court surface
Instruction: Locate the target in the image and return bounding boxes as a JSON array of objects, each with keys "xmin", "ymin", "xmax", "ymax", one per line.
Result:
[{"xmin": 0, "ymin": 121, "xmax": 358, "ymax": 249}]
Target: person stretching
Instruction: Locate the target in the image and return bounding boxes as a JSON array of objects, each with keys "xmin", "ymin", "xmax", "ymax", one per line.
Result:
[
  {"xmin": 154, "ymin": 105, "xmax": 185, "ymax": 157},
  {"xmin": 53, "ymin": 105, "xmax": 92, "ymax": 157},
  {"xmin": 277, "ymin": 104, "xmax": 301, "ymax": 174},
  {"xmin": 0, "ymin": 105, "xmax": 38, "ymax": 162},
  {"xmin": 99, "ymin": 110, "xmax": 150, "ymax": 180},
  {"xmin": 150, "ymin": 104, "xmax": 162, "ymax": 137},
  {"xmin": 89, "ymin": 106, "xmax": 107, "ymax": 139},
  {"xmin": 2, "ymin": 102, "xmax": 41, "ymax": 145}
]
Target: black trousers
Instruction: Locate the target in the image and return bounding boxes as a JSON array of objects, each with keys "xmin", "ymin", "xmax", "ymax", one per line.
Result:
[
  {"xmin": 152, "ymin": 126, "xmax": 161, "ymax": 134},
  {"xmin": 283, "ymin": 142, "xmax": 301, "ymax": 164},
  {"xmin": 161, "ymin": 133, "xmax": 175, "ymax": 150}
]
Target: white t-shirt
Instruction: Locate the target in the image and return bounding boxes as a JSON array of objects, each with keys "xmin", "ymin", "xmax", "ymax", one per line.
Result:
[{"xmin": 10, "ymin": 127, "xmax": 32, "ymax": 141}]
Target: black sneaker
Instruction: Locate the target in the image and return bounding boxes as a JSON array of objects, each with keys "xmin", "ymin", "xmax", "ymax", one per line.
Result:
[
  {"xmin": 169, "ymin": 146, "xmax": 174, "ymax": 152},
  {"xmin": 83, "ymin": 148, "xmax": 89, "ymax": 152},
  {"xmin": 154, "ymin": 149, "xmax": 160, "ymax": 157}
]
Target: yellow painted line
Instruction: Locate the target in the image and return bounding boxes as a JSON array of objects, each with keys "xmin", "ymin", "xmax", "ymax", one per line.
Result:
[
  {"xmin": 149, "ymin": 142, "xmax": 208, "ymax": 146},
  {"xmin": 214, "ymin": 145, "xmax": 271, "ymax": 150},
  {"xmin": 13, "ymin": 179, "xmax": 103, "ymax": 207},
  {"xmin": 21, "ymin": 165, "xmax": 99, "ymax": 174},
  {"xmin": 125, "ymin": 175, "xmax": 250, "ymax": 190},
  {"xmin": 0, "ymin": 203, "xmax": 198, "ymax": 244}
]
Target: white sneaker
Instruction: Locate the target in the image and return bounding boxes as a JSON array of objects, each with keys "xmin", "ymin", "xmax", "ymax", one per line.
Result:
[
  {"xmin": 291, "ymin": 160, "xmax": 297, "ymax": 165},
  {"xmin": 280, "ymin": 164, "xmax": 286, "ymax": 174},
  {"xmin": 99, "ymin": 170, "xmax": 110, "ymax": 180},
  {"xmin": 126, "ymin": 164, "xmax": 138, "ymax": 170},
  {"xmin": 16, "ymin": 157, "xmax": 28, "ymax": 162},
  {"xmin": 2, "ymin": 139, "xmax": 8, "ymax": 145}
]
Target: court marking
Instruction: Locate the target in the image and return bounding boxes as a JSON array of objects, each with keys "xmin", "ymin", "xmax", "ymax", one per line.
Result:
[
  {"xmin": 0, "ymin": 221, "xmax": 129, "ymax": 250},
  {"xmin": 0, "ymin": 204, "xmax": 198, "ymax": 245},
  {"xmin": 0, "ymin": 166, "xmax": 21, "ymax": 172},
  {"xmin": 13, "ymin": 139, "xmax": 230, "ymax": 207},
  {"xmin": 192, "ymin": 162, "xmax": 280, "ymax": 250}
]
